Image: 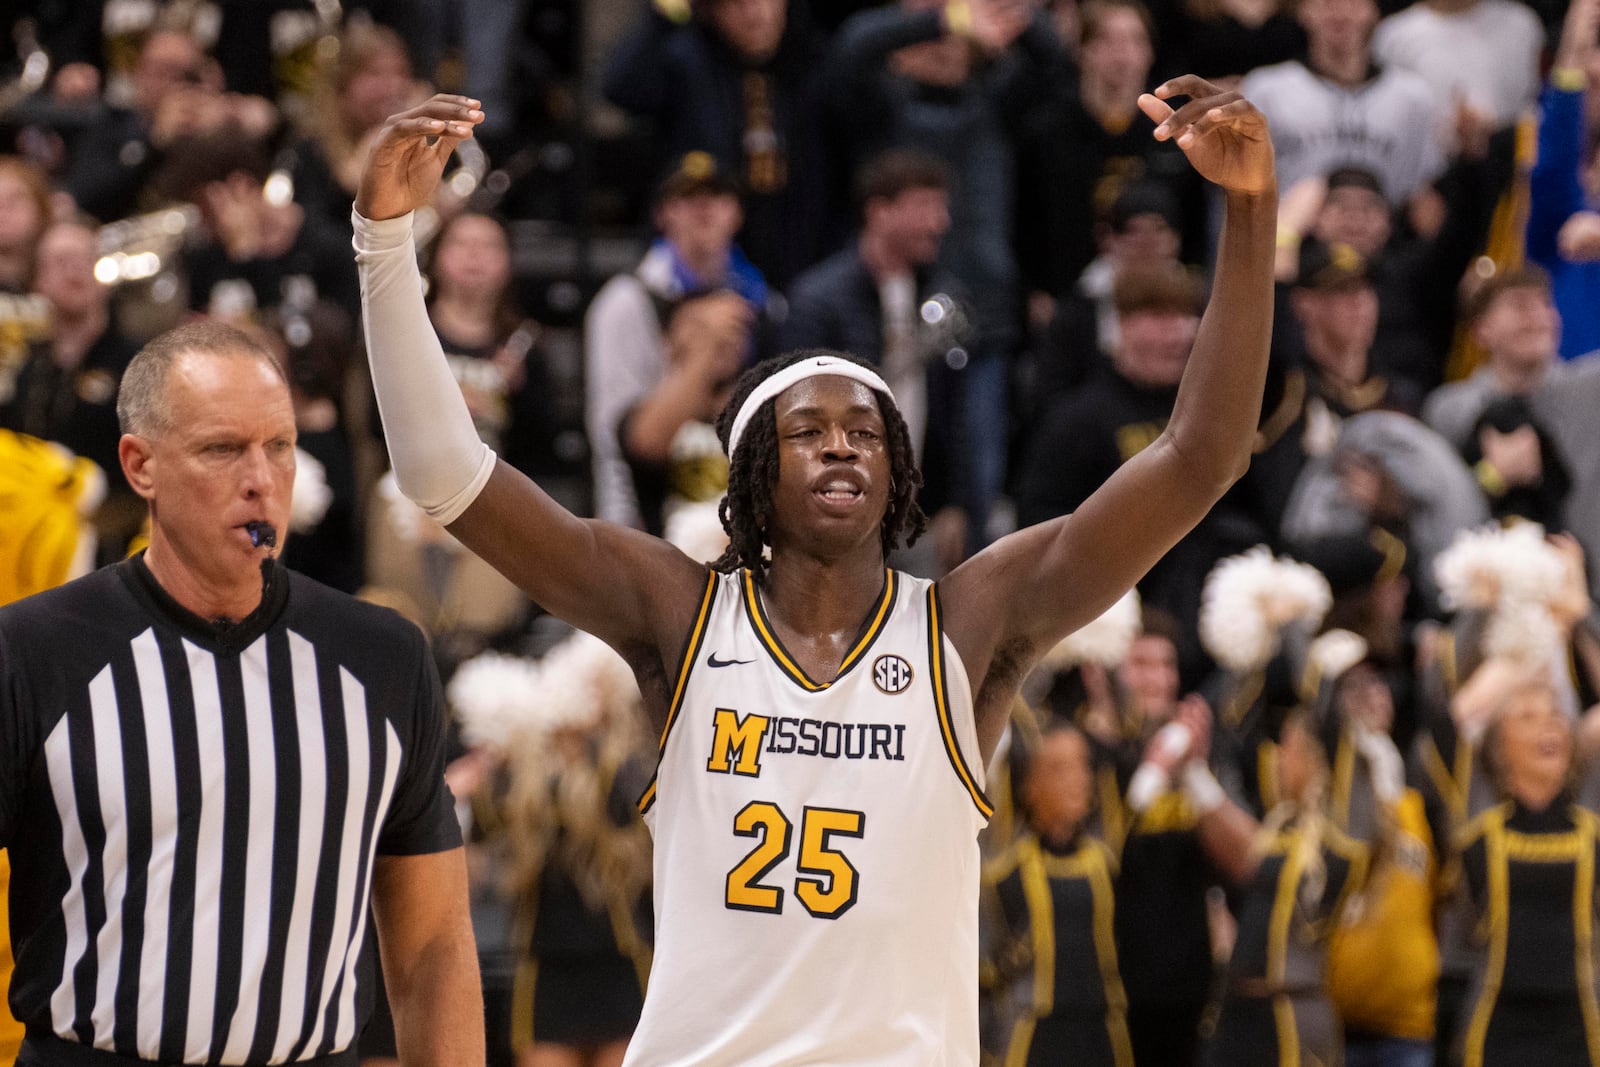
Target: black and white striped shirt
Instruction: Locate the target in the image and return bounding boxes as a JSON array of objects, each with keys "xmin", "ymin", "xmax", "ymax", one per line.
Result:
[{"xmin": 0, "ymin": 556, "xmax": 460, "ymax": 1065}]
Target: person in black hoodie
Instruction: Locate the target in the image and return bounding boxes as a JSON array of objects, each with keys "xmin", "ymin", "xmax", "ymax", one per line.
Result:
[{"xmin": 605, "ymin": 0, "xmax": 836, "ymax": 290}]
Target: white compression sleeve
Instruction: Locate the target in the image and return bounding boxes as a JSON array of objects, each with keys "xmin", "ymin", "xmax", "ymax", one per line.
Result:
[{"xmin": 354, "ymin": 209, "xmax": 495, "ymax": 525}]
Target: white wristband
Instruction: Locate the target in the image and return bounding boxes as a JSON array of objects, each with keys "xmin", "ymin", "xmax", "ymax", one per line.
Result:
[{"xmin": 1182, "ymin": 763, "xmax": 1226, "ymax": 816}]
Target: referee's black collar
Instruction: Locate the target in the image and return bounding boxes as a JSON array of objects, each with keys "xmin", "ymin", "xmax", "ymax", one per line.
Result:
[{"xmin": 123, "ymin": 551, "xmax": 290, "ymax": 653}]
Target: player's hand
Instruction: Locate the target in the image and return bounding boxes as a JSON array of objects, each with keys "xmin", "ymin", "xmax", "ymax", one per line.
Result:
[
  {"xmin": 1140, "ymin": 76, "xmax": 1274, "ymax": 196},
  {"xmin": 355, "ymin": 94, "xmax": 484, "ymax": 222}
]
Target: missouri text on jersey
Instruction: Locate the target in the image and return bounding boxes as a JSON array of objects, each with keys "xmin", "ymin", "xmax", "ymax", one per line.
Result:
[{"xmin": 706, "ymin": 708, "xmax": 908, "ymax": 776}]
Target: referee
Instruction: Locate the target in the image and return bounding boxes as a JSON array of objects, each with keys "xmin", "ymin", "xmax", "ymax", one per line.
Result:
[{"xmin": 0, "ymin": 323, "xmax": 484, "ymax": 1066}]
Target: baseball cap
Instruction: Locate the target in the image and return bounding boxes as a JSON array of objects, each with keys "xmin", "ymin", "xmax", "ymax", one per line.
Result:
[
  {"xmin": 1295, "ymin": 241, "xmax": 1373, "ymax": 291},
  {"xmin": 657, "ymin": 151, "xmax": 740, "ymax": 203},
  {"xmin": 1107, "ymin": 181, "xmax": 1183, "ymax": 235}
]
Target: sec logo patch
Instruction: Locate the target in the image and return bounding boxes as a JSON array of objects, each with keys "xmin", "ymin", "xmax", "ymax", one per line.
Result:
[{"xmin": 873, "ymin": 654, "xmax": 914, "ymax": 694}]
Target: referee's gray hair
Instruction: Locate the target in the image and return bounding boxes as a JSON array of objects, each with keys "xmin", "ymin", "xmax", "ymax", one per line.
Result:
[{"xmin": 117, "ymin": 321, "xmax": 288, "ymax": 438}]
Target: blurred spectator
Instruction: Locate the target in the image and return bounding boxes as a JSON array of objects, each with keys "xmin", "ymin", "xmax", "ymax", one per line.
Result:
[
  {"xmin": 782, "ymin": 148, "xmax": 968, "ymax": 570},
  {"xmin": 1281, "ymin": 410, "xmax": 1488, "ymax": 613},
  {"xmin": 1034, "ymin": 180, "xmax": 1188, "ymax": 401},
  {"xmin": 982, "ymin": 721, "xmax": 1132, "ymax": 1066},
  {"xmin": 63, "ymin": 27, "xmax": 224, "ymax": 222},
  {"xmin": 1526, "ymin": 0, "xmax": 1600, "ymax": 360},
  {"xmin": 1239, "ymin": 0, "xmax": 1444, "ymax": 205},
  {"xmin": 584, "ymin": 152, "xmax": 769, "ymax": 528},
  {"xmin": 1276, "ymin": 164, "xmax": 1507, "ymax": 397},
  {"xmin": 1196, "ymin": 706, "xmax": 1381, "ymax": 1067},
  {"xmin": 1289, "ymin": 241, "xmax": 1423, "ymax": 432},
  {"xmin": 1078, "ymin": 615, "xmax": 1225, "ymax": 1067},
  {"xmin": 1459, "ymin": 395, "xmax": 1572, "ymax": 529},
  {"xmin": 422, "ymin": 211, "xmax": 550, "ymax": 471},
  {"xmin": 618, "ymin": 290, "xmax": 746, "ymax": 536},
  {"xmin": 285, "ymin": 21, "xmax": 421, "ymax": 259},
  {"xmin": 1455, "ymin": 672, "xmax": 1600, "ymax": 1067},
  {"xmin": 1324, "ymin": 688, "xmax": 1440, "ymax": 1067},
  {"xmin": 158, "ymin": 124, "xmax": 359, "ymax": 318},
  {"xmin": 1018, "ymin": 263, "xmax": 1257, "ymax": 659},
  {"xmin": 1153, "ymin": 0, "xmax": 1304, "ymax": 82},
  {"xmin": 605, "ymin": 0, "xmax": 835, "ymax": 289},
  {"xmin": 257, "ymin": 304, "xmax": 365, "ymax": 594},
  {"xmin": 1017, "ymin": 262, "xmax": 1200, "ymax": 530},
  {"xmin": 367, "ymin": 212, "xmax": 544, "ymax": 643},
  {"xmin": 1017, "ymin": 0, "xmax": 1202, "ymax": 301},
  {"xmin": 0, "ymin": 156, "xmax": 51, "ymax": 293},
  {"xmin": 0, "ymin": 219, "xmax": 136, "ymax": 497},
  {"xmin": 1373, "ymin": 0, "xmax": 1543, "ymax": 132},
  {"xmin": 1423, "ymin": 265, "xmax": 1600, "ymax": 588},
  {"xmin": 831, "ymin": 0, "xmax": 1062, "ymax": 551},
  {"xmin": 783, "ymin": 149, "xmax": 951, "ymax": 457}
]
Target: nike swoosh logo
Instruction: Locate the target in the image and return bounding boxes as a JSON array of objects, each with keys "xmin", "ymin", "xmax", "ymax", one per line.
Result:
[{"xmin": 707, "ymin": 653, "xmax": 755, "ymax": 668}]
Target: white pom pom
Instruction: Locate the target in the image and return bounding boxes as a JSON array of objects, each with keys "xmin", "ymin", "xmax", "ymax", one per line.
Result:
[
  {"xmin": 1484, "ymin": 599, "xmax": 1564, "ymax": 664},
  {"xmin": 377, "ymin": 470, "xmax": 426, "ymax": 544},
  {"xmin": 1434, "ymin": 522, "xmax": 1565, "ymax": 612},
  {"xmin": 1042, "ymin": 588, "xmax": 1142, "ymax": 669},
  {"xmin": 290, "ymin": 448, "xmax": 333, "ymax": 533},
  {"xmin": 664, "ymin": 499, "xmax": 729, "ymax": 563},
  {"xmin": 448, "ymin": 652, "xmax": 545, "ymax": 752},
  {"xmin": 1199, "ymin": 546, "xmax": 1333, "ymax": 673},
  {"xmin": 1307, "ymin": 629, "xmax": 1369, "ymax": 686}
]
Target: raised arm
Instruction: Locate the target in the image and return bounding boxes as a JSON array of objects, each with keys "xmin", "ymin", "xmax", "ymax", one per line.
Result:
[
  {"xmin": 943, "ymin": 76, "xmax": 1276, "ymax": 748},
  {"xmin": 354, "ymin": 97, "xmax": 708, "ymax": 694}
]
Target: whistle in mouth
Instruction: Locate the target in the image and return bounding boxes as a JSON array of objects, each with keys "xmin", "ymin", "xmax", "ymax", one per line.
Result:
[{"xmin": 245, "ymin": 521, "xmax": 278, "ymax": 549}]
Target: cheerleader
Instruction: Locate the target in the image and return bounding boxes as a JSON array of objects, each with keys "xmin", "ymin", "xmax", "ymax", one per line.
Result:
[{"xmin": 984, "ymin": 721, "xmax": 1132, "ymax": 1067}]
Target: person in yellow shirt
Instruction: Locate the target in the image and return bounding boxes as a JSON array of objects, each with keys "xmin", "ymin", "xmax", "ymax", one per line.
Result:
[{"xmin": 0, "ymin": 428, "xmax": 106, "ymax": 1066}]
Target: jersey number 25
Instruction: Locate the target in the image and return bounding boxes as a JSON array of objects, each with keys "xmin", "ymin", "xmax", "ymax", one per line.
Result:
[{"xmin": 726, "ymin": 801, "xmax": 866, "ymax": 918}]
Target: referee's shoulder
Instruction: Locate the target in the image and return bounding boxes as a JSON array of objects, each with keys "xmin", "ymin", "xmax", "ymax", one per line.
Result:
[
  {"xmin": 282, "ymin": 569, "xmax": 428, "ymax": 649},
  {"xmin": 0, "ymin": 563, "xmax": 124, "ymax": 640}
]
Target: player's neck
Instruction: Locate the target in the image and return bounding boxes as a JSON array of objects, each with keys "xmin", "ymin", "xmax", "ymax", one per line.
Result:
[
  {"xmin": 143, "ymin": 537, "xmax": 269, "ymax": 623},
  {"xmin": 761, "ymin": 550, "xmax": 889, "ymax": 634}
]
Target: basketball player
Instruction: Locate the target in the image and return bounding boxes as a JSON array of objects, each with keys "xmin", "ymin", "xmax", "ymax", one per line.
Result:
[{"xmin": 354, "ymin": 80, "xmax": 1276, "ymax": 1065}]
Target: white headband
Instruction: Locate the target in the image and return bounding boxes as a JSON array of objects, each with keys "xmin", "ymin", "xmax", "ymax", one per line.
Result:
[{"xmin": 727, "ymin": 356, "xmax": 895, "ymax": 459}]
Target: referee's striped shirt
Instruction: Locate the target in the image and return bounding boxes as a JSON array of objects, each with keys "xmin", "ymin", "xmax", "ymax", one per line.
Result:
[{"xmin": 0, "ymin": 555, "xmax": 460, "ymax": 1065}]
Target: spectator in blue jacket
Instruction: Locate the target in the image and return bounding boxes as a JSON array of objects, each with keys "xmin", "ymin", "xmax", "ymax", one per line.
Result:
[{"xmin": 1526, "ymin": 0, "xmax": 1600, "ymax": 360}]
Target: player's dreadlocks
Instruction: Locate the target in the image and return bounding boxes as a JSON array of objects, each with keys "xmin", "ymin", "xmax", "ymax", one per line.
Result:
[{"xmin": 711, "ymin": 350, "xmax": 927, "ymax": 580}]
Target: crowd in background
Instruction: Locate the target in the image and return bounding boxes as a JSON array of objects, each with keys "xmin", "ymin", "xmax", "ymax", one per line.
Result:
[{"xmin": 3, "ymin": 0, "xmax": 1600, "ymax": 1063}]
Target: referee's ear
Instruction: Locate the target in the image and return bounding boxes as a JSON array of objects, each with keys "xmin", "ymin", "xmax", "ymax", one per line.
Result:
[{"xmin": 120, "ymin": 433, "xmax": 157, "ymax": 502}]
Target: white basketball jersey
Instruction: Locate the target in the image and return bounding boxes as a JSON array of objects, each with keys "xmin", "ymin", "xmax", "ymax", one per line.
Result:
[{"xmin": 626, "ymin": 568, "xmax": 992, "ymax": 1066}]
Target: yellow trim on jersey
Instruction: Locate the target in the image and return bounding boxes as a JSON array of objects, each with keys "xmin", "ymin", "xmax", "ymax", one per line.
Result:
[
  {"xmin": 1259, "ymin": 740, "xmax": 1281, "ymax": 812},
  {"xmin": 1461, "ymin": 805, "xmax": 1511, "ymax": 1067},
  {"xmin": 1422, "ymin": 736, "xmax": 1465, "ymax": 825},
  {"xmin": 1098, "ymin": 766, "xmax": 1129, "ymax": 858},
  {"xmin": 927, "ymin": 584, "xmax": 993, "ymax": 819},
  {"xmin": 1331, "ymin": 734, "xmax": 1355, "ymax": 830},
  {"xmin": 637, "ymin": 569, "xmax": 720, "ymax": 814},
  {"xmin": 1573, "ymin": 812, "xmax": 1600, "ymax": 1064},
  {"xmin": 740, "ymin": 568, "xmax": 896, "ymax": 691},
  {"xmin": 511, "ymin": 958, "xmax": 537, "ymax": 1052},
  {"xmin": 1272, "ymin": 993, "xmax": 1301, "ymax": 1067},
  {"xmin": 1267, "ymin": 835, "xmax": 1305, "ymax": 991},
  {"xmin": 1019, "ymin": 837, "xmax": 1057, "ymax": 1015},
  {"xmin": 1003, "ymin": 1016, "xmax": 1038, "ymax": 1067}
]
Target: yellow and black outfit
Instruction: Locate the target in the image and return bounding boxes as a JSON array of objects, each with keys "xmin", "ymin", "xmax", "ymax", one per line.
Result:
[
  {"xmin": 984, "ymin": 831, "xmax": 1133, "ymax": 1067},
  {"xmin": 1454, "ymin": 798, "xmax": 1600, "ymax": 1067},
  {"xmin": 506, "ymin": 750, "xmax": 654, "ymax": 1054},
  {"xmin": 1206, "ymin": 819, "xmax": 1368, "ymax": 1067},
  {"xmin": 1326, "ymin": 788, "xmax": 1441, "ymax": 1047}
]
